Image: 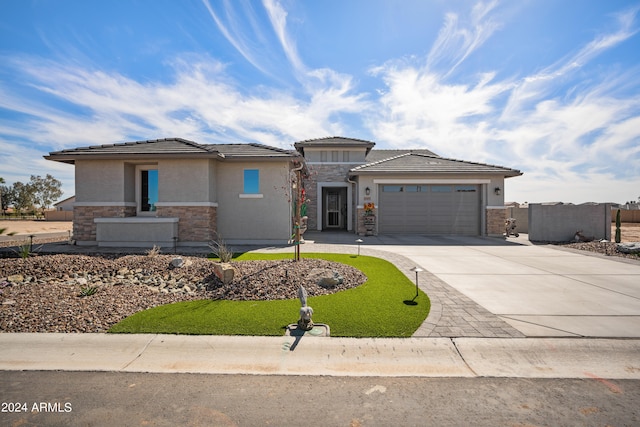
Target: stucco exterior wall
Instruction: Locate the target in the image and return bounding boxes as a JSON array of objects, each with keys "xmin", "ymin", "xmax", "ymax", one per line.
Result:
[
  {"xmin": 529, "ymin": 203, "xmax": 612, "ymax": 242},
  {"xmin": 303, "ymin": 149, "xmax": 367, "ymax": 163},
  {"xmin": 158, "ymin": 159, "xmax": 213, "ymax": 203},
  {"xmin": 507, "ymin": 206, "xmax": 529, "ymax": 233},
  {"xmin": 76, "ymin": 160, "xmax": 127, "ymax": 202},
  {"xmin": 216, "ymin": 161, "xmax": 292, "ymax": 242},
  {"xmin": 73, "ymin": 157, "xmax": 292, "ymax": 244}
]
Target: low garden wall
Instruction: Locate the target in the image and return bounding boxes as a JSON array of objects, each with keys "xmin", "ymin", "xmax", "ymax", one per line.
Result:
[{"xmin": 528, "ymin": 203, "xmax": 611, "ymax": 242}]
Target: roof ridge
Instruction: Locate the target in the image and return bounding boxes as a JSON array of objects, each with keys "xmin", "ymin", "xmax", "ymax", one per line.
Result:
[
  {"xmin": 294, "ymin": 136, "xmax": 376, "ymax": 144},
  {"xmin": 352, "ymin": 152, "xmax": 412, "ymax": 170},
  {"xmin": 202, "ymin": 142, "xmax": 295, "ymax": 155},
  {"xmin": 410, "ymin": 152, "xmax": 520, "ymax": 171}
]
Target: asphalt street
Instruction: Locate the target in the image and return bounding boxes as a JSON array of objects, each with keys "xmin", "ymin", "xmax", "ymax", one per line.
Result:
[{"xmin": 2, "ymin": 371, "xmax": 639, "ymax": 427}]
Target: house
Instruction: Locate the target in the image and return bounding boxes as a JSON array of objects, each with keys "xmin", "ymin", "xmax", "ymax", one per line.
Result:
[
  {"xmin": 44, "ymin": 195, "xmax": 75, "ymax": 221},
  {"xmin": 45, "ymin": 138, "xmax": 302, "ymax": 247},
  {"xmin": 45, "ymin": 136, "xmax": 522, "ymax": 247},
  {"xmin": 54, "ymin": 195, "xmax": 76, "ymax": 211},
  {"xmin": 294, "ymin": 136, "xmax": 522, "ymax": 237}
]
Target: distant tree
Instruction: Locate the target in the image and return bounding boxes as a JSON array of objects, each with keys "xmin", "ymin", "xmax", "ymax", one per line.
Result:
[
  {"xmin": 30, "ymin": 174, "xmax": 63, "ymax": 216},
  {"xmin": 0, "ymin": 184, "xmax": 13, "ymax": 216},
  {"xmin": 12, "ymin": 182, "xmax": 35, "ymax": 217},
  {"xmin": 0, "ymin": 177, "xmax": 4, "ymax": 216}
]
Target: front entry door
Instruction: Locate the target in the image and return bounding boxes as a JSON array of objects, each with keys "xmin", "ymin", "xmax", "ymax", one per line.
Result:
[{"xmin": 324, "ymin": 188, "xmax": 346, "ymax": 230}]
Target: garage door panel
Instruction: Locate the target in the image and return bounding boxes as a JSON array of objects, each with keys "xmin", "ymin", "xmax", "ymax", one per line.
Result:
[{"xmin": 379, "ymin": 184, "xmax": 480, "ymax": 235}]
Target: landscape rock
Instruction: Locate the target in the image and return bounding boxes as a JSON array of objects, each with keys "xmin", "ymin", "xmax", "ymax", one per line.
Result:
[
  {"xmin": 7, "ymin": 274, "xmax": 24, "ymax": 283},
  {"xmin": 306, "ymin": 268, "xmax": 344, "ymax": 288},
  {"xmin": 212, "ymin": 262, "xmax": 237, "ymax": 285},
  {"xmin": 0, "ymin": 254, "xmax": 366, "ymax": 333},
  {"xmin": 617, "ymin": 242, "xmax": 640, "ymax": 254},
  {"xmin": 170, "ymin": 257, "xmax": 184, "ymax": 268}
]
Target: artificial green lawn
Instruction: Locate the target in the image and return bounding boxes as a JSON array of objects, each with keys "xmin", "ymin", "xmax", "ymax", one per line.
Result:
[{"xmin": 108, "ymin": 253, "xmax": 430, "ymax": 337}]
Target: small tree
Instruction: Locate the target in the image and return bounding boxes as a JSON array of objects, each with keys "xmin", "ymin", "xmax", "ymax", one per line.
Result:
[
  {"xmin": 0, "ymin": 177, "xmax": 6, "ymax": 216},
  {"xmin": 12, "ymin": 182, "xmax": 35, "ymax": 217},
  {"xmin": 0, "ymin": 185, "xmax": 12, "ymax": 216},
  {"xmin": 30, "ymin": 174, "xmax": 63, "ymax": 217}
]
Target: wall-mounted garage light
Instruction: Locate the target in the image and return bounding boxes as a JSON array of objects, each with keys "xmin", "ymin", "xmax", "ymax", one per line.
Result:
[
  {"xmin": 494, "ymin": 187, "xmax": 501, "ymax": 196},
  {"xmin": 365, "ymin": 187, "xmax": 371, "ymax": 196}
]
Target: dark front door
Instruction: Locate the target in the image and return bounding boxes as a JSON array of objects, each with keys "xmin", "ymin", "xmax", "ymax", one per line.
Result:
[{"xmin": 323, "ymin": 187, "xmax": 347, "ymax": 230}]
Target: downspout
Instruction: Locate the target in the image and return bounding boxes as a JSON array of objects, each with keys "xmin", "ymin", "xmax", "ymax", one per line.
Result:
[{"xmin": 347, "ymin": 175, "xmax": 357, "ymax": 234}]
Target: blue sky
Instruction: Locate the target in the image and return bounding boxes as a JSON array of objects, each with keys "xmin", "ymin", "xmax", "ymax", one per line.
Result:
[{"xmin": 1, "ymin": 0, "xmax": 639, "ymax": 204}]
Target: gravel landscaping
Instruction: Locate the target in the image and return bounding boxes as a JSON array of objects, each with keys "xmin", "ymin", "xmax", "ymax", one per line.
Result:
[
  {"xmin": 0, "ymin": 254, "xmax": 366, "ymax": 333},
  {"xmin": 557, "ymin": 241, "xmax": 640, "ymax": 260}
]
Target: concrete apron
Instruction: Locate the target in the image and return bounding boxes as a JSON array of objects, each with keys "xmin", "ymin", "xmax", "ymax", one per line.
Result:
[{"xmin": 1, "ymin": 333, "xmax": 639, "ymax": 379}]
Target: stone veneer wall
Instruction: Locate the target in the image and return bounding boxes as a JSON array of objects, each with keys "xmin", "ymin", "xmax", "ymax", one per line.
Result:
[
  {"xmin": 305, "ymin": 164, "xmax": 353, "ymax": 230},
  {"xmin": 74, "ymin": 205, "xmax": 136, "ymax": 242},
  {"xmin": 356, "ymin": 208, "xmax": 377, "ymax": 236},
  {"xmin": 156, "ymin": 206, "xmax": 217, "ymax": 243},
  {"xmin": 486, "ymin": 207, "xmax": 507, "ymax": 237}
]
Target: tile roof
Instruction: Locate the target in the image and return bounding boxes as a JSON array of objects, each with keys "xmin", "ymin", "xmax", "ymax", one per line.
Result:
[
  {"xmin": 294, "ymin": 136, "xmax": 376, "ymax": 147},
  {"xmin": 350, "ymin": 152, "xmax": 522, "ymax": 176},
  {"xmin": 365, "ymin": 149, "xmax": 439, "ymax": 163},
  {"xmin": 45, "ymin": 138, "xmax": 296, "ymax": 163},
  {"xmin": 206, "ymin": 143, "xmax": 295, "ymax": 158},
  {"xmin": 294, "ymin": 136, "xmax": 376, "ymax": 156}
]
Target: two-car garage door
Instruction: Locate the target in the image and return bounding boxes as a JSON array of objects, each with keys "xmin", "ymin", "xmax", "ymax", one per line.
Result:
[{"xmin": 378, "ymin": 184, "xmax": 480, "ymax": 235}]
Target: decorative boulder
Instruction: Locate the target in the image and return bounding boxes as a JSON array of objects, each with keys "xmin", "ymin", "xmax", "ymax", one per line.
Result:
[
  {"xmin": 213, "ymin": 262, "xmax": 237, "ymax": 285},
  {"xmin": 169, "ymin": 257, "xmax": 192, "ymax": 269},
  {"xmin": 307, "ymin": 268, "xmax": 343, "ymax": 289},
  {"xmin": 617, "ymin": 242, "xmax": 640, "ymax": 254},
  {"xmin": 170, "ymin": 257, "xmax": 184, "ymax": 268},
  {"xmin": 7, "ymin": 274, "xmax": 24, "ymax": 283}
]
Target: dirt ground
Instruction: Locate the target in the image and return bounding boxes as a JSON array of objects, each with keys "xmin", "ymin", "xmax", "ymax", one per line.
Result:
[
  {"xmin": 0, "ymin": 220, "xmax": 72, "ymax": 235},
  {"xmin": 2, "ymin": 220, "xmax": 640, "ymax": 242},
  {"xmin": 612, "ymin": 222, "xmax": 640, "ymax": 242}
]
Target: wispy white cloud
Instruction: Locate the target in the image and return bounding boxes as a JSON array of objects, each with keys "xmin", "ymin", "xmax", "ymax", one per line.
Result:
[
  {"xmin": 369, "ymin": 2, "xmax": 640, "ymax": 202},
  {"xmin": 502, "ymin": 7, "xmax": 639, "ymax": 120},
  {"xmin": 201, "ymin": 0, "xmax": 271, "ymax": 76},
  {"xmin": 426, "ymin": 0, "xmax": 500, "ymax": 77},
  {"xmin": 263, "ymin": 0, "xmax": 305, "ymax": 75},
  {"xmin": 0, "ymin": 52, "xmax": 368, "ymax": 154}
]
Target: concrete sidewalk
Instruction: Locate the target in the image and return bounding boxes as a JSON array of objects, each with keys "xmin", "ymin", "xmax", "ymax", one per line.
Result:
[{"xmin": 1, "ymin": 333, "xmax": 639, "ymax": 379}]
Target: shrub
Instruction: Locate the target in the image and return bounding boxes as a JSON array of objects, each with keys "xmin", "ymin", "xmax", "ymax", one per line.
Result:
[{"xmin": 209, "ymin": 235, "xmax": 234, "ymax": 262}]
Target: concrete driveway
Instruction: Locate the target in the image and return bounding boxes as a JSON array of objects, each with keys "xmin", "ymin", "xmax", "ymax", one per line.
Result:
[
  {"xmin": 304, "ymin": 232, "xmax": 640, "ymax": 338},
  {"xmin": 369, "ymin": 235, "xmax": 640, "ymax": 337}
]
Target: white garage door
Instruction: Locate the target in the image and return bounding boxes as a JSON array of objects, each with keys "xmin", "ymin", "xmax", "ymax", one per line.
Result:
[{"xmin": 378, "ymin": 184, "xmax": 480, "ymax": 235}]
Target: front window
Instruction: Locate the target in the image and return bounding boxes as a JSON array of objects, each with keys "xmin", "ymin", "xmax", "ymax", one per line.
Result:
[
  {"xmin": 243, "ymin": 169, "xmax": 260, "ymax": 194},
  {"xmin": 140, "ymin": 169, "xmax": 158, "ymax": 212}
]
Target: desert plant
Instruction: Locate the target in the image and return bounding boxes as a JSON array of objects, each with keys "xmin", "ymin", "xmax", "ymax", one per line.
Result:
[
  {"xmin": 146, "ymin": 245, "xmax": 161, "ymax": 257},
  {"xmin": 209, "ymin": 235, "xmax": 234, "ymax": 263},
  {"xmin": 16, "ymin": 242, "xmax": 32, "ymax": 259},
  {"xmin": 615, "ymin": 209, "xmax": 621, "ymax": 243},
  {"xmin": 79, "ymin": 284, "xmax": 98, "ymax": 297}
]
